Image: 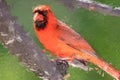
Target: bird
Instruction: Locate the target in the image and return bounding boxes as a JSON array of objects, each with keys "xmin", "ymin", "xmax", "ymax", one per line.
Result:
[{"xmin": 32, "ymin": 5, "xmax": 120, "ymax": 80}]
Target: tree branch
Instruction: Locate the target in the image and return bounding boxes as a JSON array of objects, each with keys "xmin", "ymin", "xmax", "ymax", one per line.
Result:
[
  {"xmin": 0, "ymin": 0, "xmax": 66, "ymax": 80},
  {"xmin": 76, "ymin": 0, "xmax": 120, "ymax": 17},
  {"xmin": 57, "ymin": 0, "xmax": 120, "ymax": 17}
]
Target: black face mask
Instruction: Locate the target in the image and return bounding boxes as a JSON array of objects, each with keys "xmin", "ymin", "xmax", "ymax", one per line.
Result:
[{"xmin": 33, "ymin": 10, "xmax": 48, "ymax": 30}]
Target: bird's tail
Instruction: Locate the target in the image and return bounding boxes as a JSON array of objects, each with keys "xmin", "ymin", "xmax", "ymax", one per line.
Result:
[{"xmin": 76, "ymin": 50, "xmax": 120, "ymax": 80}]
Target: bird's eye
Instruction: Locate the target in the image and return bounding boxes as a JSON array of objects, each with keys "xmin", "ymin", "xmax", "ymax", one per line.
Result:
[
  {"xmin": 42, "ymin": 10, "xmax": 47, "ymax": 16},
  {"xmin": 33, "ymin": 10, "xmax": 47, "ymax": 17}
]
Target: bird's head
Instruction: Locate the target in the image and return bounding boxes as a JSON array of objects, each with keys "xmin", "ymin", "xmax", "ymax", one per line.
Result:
[{"xmin": 33, "ymin": 5, "xmax": 54, "ymax": 30}]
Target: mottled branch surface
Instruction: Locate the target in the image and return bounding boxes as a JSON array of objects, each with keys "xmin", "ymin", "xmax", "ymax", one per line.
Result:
[
  {"xmin": 57, "ymin": 0, "xmax": 120, "ymax": 17},
  {"xmin": 0, "ymin": 0, "xmax": 64, "ymax": 80},
  {"xmin": 76, "ymin": 0, "xmax": 120, "ymax": 17}
]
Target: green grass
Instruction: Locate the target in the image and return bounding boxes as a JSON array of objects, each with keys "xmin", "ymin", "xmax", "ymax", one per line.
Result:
[
  {"xmin": 0, "ymin": 0, "xmax": 120, "ymax": 80},
  {"xmin": 0, "ymin": 44, "xmax": 40, "ymax": 80}
]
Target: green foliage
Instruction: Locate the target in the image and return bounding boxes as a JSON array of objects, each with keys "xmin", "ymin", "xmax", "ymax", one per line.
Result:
[{"xmin": 0, "ymin": 44, "xmax": 40, "ymax": 80}]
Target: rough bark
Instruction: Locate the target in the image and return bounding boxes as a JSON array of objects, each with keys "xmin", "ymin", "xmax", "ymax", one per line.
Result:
[
  {"xmin": 57, "ymin": 0, "xmax": 120, "ymax": 17},
  {"xmin": 0, "ymin": 0, "xmax": 64, "ymax": 80},
  {"xmin": 76, "ymin": 0, "xmax": 120, "ymax": 17}
]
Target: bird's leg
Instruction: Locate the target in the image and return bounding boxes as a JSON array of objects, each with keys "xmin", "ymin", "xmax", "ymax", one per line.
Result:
[
  {"xmin": 55, "ymin": 58, "xmax": 69, "ymax": 76},
  {"xmin": 69, "ymin": 59, "xmax": 89, "ymax": 71},
  {"xmin": 54, "ymin": 58, "xmax": 70, "ymax": 80}
]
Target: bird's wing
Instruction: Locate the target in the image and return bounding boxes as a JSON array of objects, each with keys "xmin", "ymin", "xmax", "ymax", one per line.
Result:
[{"xmin": 56, "ymin": 20, "xmax": 96, "ymax": 55}]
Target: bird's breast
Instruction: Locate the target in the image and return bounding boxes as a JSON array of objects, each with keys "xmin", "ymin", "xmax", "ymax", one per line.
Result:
[
  {"xmin": 35, "ymin": 28, "xmax": 79, "ymax": 59},
  {"xmin": 35, "ymin": 29, "xmax": 59, "ymax": 52}
]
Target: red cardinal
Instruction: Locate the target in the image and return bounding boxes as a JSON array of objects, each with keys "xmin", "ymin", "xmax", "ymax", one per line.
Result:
[{"xmin": 33, "ymin": 5, "xmax": 120, "ymax": 80}]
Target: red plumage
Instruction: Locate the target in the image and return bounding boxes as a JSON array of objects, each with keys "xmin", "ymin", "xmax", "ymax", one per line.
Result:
[{"xmin": 33, "ymin": 5, "xmax": 120, "ymax": 80}]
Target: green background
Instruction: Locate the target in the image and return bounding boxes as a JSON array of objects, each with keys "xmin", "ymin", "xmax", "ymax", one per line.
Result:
[{"xmin": 0, "ymin": 0, "xmax": 120, "ymax": 80}]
